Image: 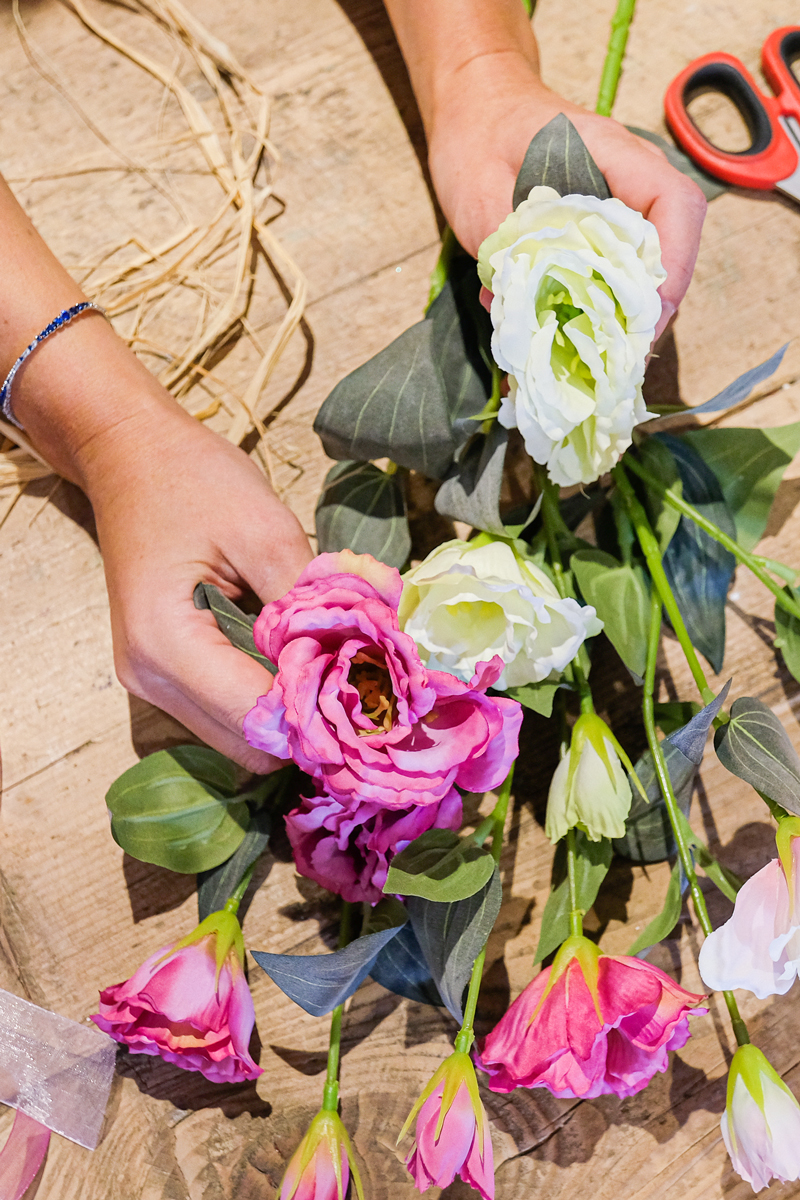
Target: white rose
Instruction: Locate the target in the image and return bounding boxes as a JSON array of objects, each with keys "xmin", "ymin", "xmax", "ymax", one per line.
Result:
[
  {"xmin": 477, "ymin": 185, "xmax": 667, "ymax": 487},
  {"xmin": 398, "ymin": 537, "xmax": 602, "ymax": 689}
]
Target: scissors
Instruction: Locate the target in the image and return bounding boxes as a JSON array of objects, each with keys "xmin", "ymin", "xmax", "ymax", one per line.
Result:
[{"xmin": 664, "ymin": 26, "xmax": 800, "ymax": 202}]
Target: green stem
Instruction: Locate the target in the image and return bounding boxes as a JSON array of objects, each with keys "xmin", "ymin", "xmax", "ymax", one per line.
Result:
[
  {"xmin": 643, "ymin": 590, "xmax": 749, "ymax": 1047},
  {"xmin": 455, "ymin": 766, "xmax": 515, "ymax": 1054},
  {"xmin": 322, "ymin": 902, "xmax": 354, "ymax": 1111},
  {"xmin": 224, "ymin": 861, "xmax": 256, "ymax": 913},
  {"xmin": 596, "ymin": 0, "xmax": 637, "ymax": 116},
  {"xmin": 537, "ymin": 469, "xmax": 570, "ymax": 599},
  {"xmin": 613, "ymin": 462, "xmax": 715, "ymax": 705},
  {"xmin": 426, "ymin": 225, "xmax": 458, "ymax": 310},
  {"xmin": 566, "ymin": 826, "xmax": 583, "ymax": 937},
  {"xmin": 625, "ymin": 455, "xmax": 800, "ymax": 624}
]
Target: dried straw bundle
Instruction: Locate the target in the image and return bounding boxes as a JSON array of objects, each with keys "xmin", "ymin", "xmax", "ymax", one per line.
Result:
[{"xmin": 0, "ymin": 0, "xmax": 307, "ymax": 490}]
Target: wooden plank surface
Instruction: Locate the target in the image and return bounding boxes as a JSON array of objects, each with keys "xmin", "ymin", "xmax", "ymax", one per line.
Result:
[{"xmin": 2, "ymin": 0, "xmax": 800, "ymax": 1196}]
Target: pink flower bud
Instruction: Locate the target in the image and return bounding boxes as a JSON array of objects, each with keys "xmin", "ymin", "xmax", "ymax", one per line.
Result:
[
  {"xmin": 722, "ymin": 1044, "xmax": 800, "ymax": 1190},
  {"xmin": 92, "ymin": 908, "xmax": 261, "ymax": 1084},
  {"xmin": 280, "ymin": 1110, "xmax": 363, "ymax": 1200}
]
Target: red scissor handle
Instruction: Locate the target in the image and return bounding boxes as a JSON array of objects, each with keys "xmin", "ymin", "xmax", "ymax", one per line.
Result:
[
  {"xmin": 664, "ymin": 51, "xmax": 797, "ymax": 189},
  {"xmin": 762, "ymin": 27, "xmax": 800, "ymax": 122}
]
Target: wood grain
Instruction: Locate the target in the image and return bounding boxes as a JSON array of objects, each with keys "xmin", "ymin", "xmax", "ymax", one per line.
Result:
[{"xmin": 1, "ymin": 0, "xmax": 800, "ymax": 1196}]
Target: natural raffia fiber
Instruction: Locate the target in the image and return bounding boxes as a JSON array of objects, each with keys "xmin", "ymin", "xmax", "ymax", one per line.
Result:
[{"xmin": 0, "ymin": 0, "xmax": 308, "ymax": 491}]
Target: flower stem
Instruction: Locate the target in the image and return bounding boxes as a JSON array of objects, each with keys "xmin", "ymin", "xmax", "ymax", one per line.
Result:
[
  {"xmin": 322, "ymin": 902, "xmax": 355, "ymax": 1112},
  {"xmin": 596, "ymin": 0, "xmax": 637, "ymax": 116},
  {"xmin": 625, "ymin": 454, "xmax": 800, "ymax": 624},
  {"xmin": 455, "ymin": 766, "xmax": 515, "ymax": 1054},
  {"xmin": 224, "ymin": 861, "xmax": 257, "ymax": 914},
  {"xmin": 613, "ymin": 462, "xmax": 715, "ymax": 705},
  {"xmin": 566, "ymin": 826, "xmax": 583, "ymax": 937},
  {"xmin": 643, "ymin": 589, "xmax": 750, "ymax": 1047},
  {"xmin": 538, "ymin": 469, "xmax": 570, "ymax": 599}
]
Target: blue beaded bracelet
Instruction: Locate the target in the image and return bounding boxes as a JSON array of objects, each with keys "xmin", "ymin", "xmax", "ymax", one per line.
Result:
[{"xmin": 0, "ymin": 301, "xmax": 106, "ymax": 429}]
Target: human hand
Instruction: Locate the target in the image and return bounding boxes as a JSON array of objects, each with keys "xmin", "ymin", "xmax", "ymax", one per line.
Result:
[
  {"xmin": 78, "ymin": 403, "xmax": 313, "ymax": 774},
  {"xmin": 427, "ymin": 56, "xmax": 707, "ymax": 342}
]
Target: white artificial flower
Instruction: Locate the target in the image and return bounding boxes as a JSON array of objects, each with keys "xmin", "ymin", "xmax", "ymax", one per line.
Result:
[
  {"xmin": 477, "ymin": 185, "xmax": 667, "ymax": 487},
  {"xmin": 545, "ymin": 712, "xmax": 639, "ymax": 843},
  {"xmin": 699, "ymin": 820, "xmax": 800, "ymax": 1000},
  {"xmin": 398, "ymin": 537, "xmax": 602, "ymax": 689},
  {"xmin": 722, "ymin": 1045, "xmax": 800, "ymax": 1192}
]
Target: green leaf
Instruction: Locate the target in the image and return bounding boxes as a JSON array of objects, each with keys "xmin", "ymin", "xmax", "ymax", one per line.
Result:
[
  {"xmin": 434, "ymin": 422, "xmax": 508, "ymax": 535},
  {"xmin": 106, "ymin": 745, "xmax": 250, "ymax": 873},
  {"xmin": 513, "ymin": 113, "xmax": 610, "ymax": 207},
  {"xmin": 314, "ymin": 460, "xmax": 411, "ymax": 568},
  {"xmin": 384, "ymin": 828, "xmax": 495, "ymax": 902},
  {"xmin": 673, "ymin": 810, "xmax": 742, "ymax": 903},
  {"xmin": 656, "ymin": 433, "xmax": 736, "ymax": 674},
  {"xmin": 681, "ymin": 423, "xmax": 800, "ymax": 552},
  {"xmin": 690, "ymin": 344, "xmax": 788, "ymax": 415},
  {"xmin": 714, "ymin": 696, "xmax": 800, "ymax": 814},
  {"xmin": 193, "ymin": 583, "xmax": 275, "ymax": 673},
  {"xmin": 775, "ymin": 589, "xmax": 800, "ymax": 685},
  {"xmin": 626, "ymin": 127, "xmax": 727, "ymax": 201},
  {"xmin": 369, "ymin": 918, "xmax": 442, "ymax": 1006},
  {"xmin": 636, "ymin": 437, "xmax": 682, "ymax": 552},
  {"xmin": 534, "ymin": 833, "xmax": 613, "ymax": 964},
  {"xmin": 626, "ymin": 862, "xmax": 683, "ymax": 956},
  {"xmin": 428, "ymin": 253, "xmax": 494, "ymax": 440},
  {"xmin": 504, "ymin": 679, "xmax": 560, "ymax": 718},
  {"xmin": 653, "ymin": 700, "xmax": 701, "ymax": 736},
  {"xmin": 571, "ymin": 549, "xmax": 650, "ymax": 679},
  {"xmin": 407, "ymin": 869, "xmax": 502, "ymax": 1022}
]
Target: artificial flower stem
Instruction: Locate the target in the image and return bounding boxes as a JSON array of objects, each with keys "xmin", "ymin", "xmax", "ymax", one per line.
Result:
[
  {"xmin": 643, "ymin": 591, "xmax": 751, "ymax": 1049},
  {"xmin": 224, "ymin": 861, "xmax": 257, "ymax": 914},
  {"xmin": 538, "ymin": 470, "xmax": 570, "ymax": 599},
  {"xmin": 454, "ymin": 766, "xmax": 516, "ymax": 1054},
  {"xmin": 624, "ymin": 455, "xmax": 800, "ymax": 624},
  {"xmin": 322, "ymin": 902, "xmax": 355, "ymax": 1112},
  {"xmin": 596, "ymin": 0, "xmax": 638, "ymax": 116},
  {"xmin": 566, "ymin": 826, "xmax": 583, "ymax": 938},
  {"xmin": 613, "ymin": 462, "xmax": 715, "ymax": 705}
]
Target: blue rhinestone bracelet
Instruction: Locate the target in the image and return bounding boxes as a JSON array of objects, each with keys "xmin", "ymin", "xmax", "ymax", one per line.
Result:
[{"xmin": 0, "ymin": 301, "xmax": 107, "ymax": 430}]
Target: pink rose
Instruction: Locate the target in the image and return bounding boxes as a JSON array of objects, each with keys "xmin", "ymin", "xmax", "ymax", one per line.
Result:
[
  {"xmin": 476, "ymin": 935, "xmax": 705, "ymax": 1099},
  {"xmin": 92, "ymin": 909, "xmax": 261, "ymax": 1084},
  {"xmin": 286, "ymin": 789, "xmax": 463, "ymax": 905},
  {"xmin": 243, "ymin": 552, "xmax": 522, "ymax": 809}
]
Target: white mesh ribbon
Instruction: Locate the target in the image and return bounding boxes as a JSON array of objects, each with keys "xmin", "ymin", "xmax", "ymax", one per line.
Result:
[{"xmin": 0, "ymin": 988, "xmax": 116, "ymax": 1149}]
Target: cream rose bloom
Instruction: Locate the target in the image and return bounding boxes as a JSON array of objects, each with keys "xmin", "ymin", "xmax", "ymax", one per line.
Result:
[
  {"xmin": 478, "ymin": 185, "xmax": 667, "ymax": 487},
  {"xmin": 398, "ymin": 538, "xmax": 602, "ymax": 690}
]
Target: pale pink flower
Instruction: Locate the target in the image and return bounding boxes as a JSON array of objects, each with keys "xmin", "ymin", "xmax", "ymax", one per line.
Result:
[{"xmin": 722, "ymin": 1044, "xmax": 800, "ymax": 1192}]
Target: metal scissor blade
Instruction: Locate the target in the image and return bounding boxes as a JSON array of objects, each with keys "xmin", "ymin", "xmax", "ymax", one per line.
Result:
[{"xmin": 776, "ymin": 115, "xmax": 800, "ymax": 204}]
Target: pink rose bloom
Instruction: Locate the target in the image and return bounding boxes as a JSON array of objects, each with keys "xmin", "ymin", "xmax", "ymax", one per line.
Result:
[
  {"xmin": 402, "ymin": 1051, "xmax": 494, "ymax": 1199},
  {"xmin": 286, "ymin": 789, "xmax": 462, "ymax": 905},
  {"xmin": 92, "ymin": 909, "xmax": 261, "ymax": 1084},
  {"xmin": 280, "ymin": 1110, "xmax": 363, "ymax": 1200},
  {"xmin": 476, "ymin": 935, "xmax": 705, "ymax": 1099},
  {"xmin": 243, "ymin": 551, "xmax": 522, "ymax": 810},
  {"xmin": 699, "ymin": 820, "xmax": 800, "ymax": 1000}
]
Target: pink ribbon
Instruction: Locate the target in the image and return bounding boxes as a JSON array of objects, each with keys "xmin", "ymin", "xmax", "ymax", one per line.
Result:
[{"xmin": 0, "ymin": 1111, "xmax": 51, "ymax": 1200}]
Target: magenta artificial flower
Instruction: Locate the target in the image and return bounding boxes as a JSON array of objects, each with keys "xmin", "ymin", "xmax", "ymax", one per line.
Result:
[
  {"xmin": 476, "ymin": 935, "xmax": 705, "ymax": 1099},
  {"xmin": 286, "ymin": 789, "xmax": 462, "ymax": 905},
  {"xmin": 401, "ymin": 1051, "xmax": 494, "ymax": 1199},
  {"xmin": 699, "ymin": 817, "xmax": 800, "ymax": 1000},
  {"xmin": 243, "ymin": 551, "xmax": 522, "ymax": 810},
  {"xmin": 280, "ymin": 1109, "xmax": 363, "ymax": 1200},
  {"xmin": 92, "ymin": 908, "xmax": 262, "ymax": 1084}
]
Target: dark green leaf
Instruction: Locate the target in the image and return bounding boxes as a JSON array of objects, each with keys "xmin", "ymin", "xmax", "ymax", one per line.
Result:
[
  {"xmin": 314, "ymin": 460, "xmax": 411, "ymax": 568},
  {"xmin": 626, "ymin": 127, "xmax": 727, "ymax": 201},
  {"xmin": 370, "ymin": 919, "xmax": 443, "ymax": 1006},
  {"xmin": 407, "ymin": 868, "xmax": 502, "ymax": 1022},
  {"xmin": 571, "ymin": 549, "xmax": 650, "ymax": 678},
  {"xmin": 673, "ymin": 810, "xmax": 742, "ymax": 903},
  {"xmin": 513, "ymin": 113, "xmax": 610, "ymax": 207},
  {"xmin": 504, "ymin": 679, "xmax": 560, "ymax": 717},
  {"xmin": 690, "ymin": 344, "xmax": 788, "ymax": 415},
  {"xmin": 428, "ymin": 254, "xmax": 494, "ymax": 443},
  {"xmin": 681, "ymin": 423, "xmax": 800, "ymax": 552},
  {"xmin": 653, "ymin": 700, "xmax": 701, "ymax": 736},
  {"xmin": 534, "ymin": 832, "xmax": 613, "ymax": 964},
  {"xmin": 627, "ymin": 862, "xmax": 683, "ymax": 956},
  {"xmin": 775, "ymin": 590, "xmax": 800, "ymax": 685},
  {"xmin": 636, "ymin": 437, "xmax": 682, "ymax": 552},
  {"xmin": 714, "ymin": 696, "xmax": 800, "ymax": 814},
  {"xmin": 252, "ymin": 919, "xmax": 407, "ymax": 1017},
  {"xmin": 193, "ymin": 583, "xmax": 275, "ymax": 673},
  {"xmin": 197, "ymin": 803, "xmax": 272, "ymax": 921},
  {"xmin": 656, "ymin": 433, "xmax": 737, "ymax": 674},
  {"xmin": 434, "ymin": 422, "xmax": 508, "ymax": 535},
  {"xmin": 106, "ymin": 745, "xmax": 250, "ymax": 873},
  {"xmin": 669, "ymin": 680, "xmax": 730, "ymax": 764},
  {"xmin": 384, "ymin": 828, "xmax": 495, "ymax": 903}
]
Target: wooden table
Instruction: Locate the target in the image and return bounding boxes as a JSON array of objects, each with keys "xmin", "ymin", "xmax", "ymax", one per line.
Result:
[{"xmin": 2, "ymin": 0, "xmax": 800, "ymax": 1195}]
